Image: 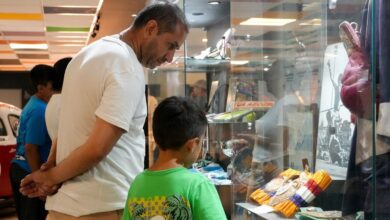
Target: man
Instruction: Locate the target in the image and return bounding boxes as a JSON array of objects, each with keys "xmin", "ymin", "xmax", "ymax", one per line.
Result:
[
  {"xmin": 10, "ymin": 64, "xmax": 55, "ymax": 220},
  {"xmin": 190, "ymin": 79, "xmax": 207, "ymax": 110},
  {"xmin": 45, "ymin": 57, "xmax": 72, "ymax": 141},
  {"xmin": 20, "ymin": 1, "xmax": 189, "ymax": 219}
]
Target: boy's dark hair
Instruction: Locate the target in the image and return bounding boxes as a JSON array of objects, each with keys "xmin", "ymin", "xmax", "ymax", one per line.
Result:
[
  {"xmin": 133, "ymin": 1, "xmax": 189, "ymax": 34},
  {"xmin": 53, "ymin": 57, "xmax": 72, "ymax": 91},
  {"xmin": 153, "ymin": 96, "xmax": 207, "ymax": 151},
  {"xmin": 30, "ymin": 64, "xmax": 55, "ymax": 94}
]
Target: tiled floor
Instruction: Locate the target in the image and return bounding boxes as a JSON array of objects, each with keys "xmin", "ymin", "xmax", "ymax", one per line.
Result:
[
  {"xmin": 0, "ymin": 199, "xmax": 17, "ymax": 220},
  {"xmin": 0, "ymin": 215, "xmax": 17, "ymax": 220},
  {"xmin": 0, "ymin": 207, "xmax": 17, "ymax": 220}
]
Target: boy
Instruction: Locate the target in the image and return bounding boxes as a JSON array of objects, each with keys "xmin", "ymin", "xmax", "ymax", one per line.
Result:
[
  {"xmin": 10, "ymin": 64, "xmax": 55, "ymax": 220},
  {"xmin": 122, "ymin": 96, "xmax": 227, "ymax": 220}
]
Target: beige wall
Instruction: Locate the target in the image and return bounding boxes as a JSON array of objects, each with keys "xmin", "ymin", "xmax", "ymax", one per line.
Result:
[{"xmin": 0, "ymin": 89, "xmax": 22, "ymax": 108}]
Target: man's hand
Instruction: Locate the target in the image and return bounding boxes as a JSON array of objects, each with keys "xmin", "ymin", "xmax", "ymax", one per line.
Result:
[
  {"xmin": 19, "ymin": 170, "xmax": 59, "ymax": 198},
  {"xmin": 236, "ymin": 133, "xmax": 271, "ymax": 147}
]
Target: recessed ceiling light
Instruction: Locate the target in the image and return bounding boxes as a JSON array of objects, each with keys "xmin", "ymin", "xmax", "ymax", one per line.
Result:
[
  {"xmin": 208, "ymin": 1, "xmax": 221, "ymax": 5},
  {"xmin": 54, "ymin": 43, "xmax": 85, "ymax": 47},
  {"xmin": 10, "ymin": 43, "xmax": 48, "ymax": 50},
  {"xmin": 240, "ymin": 18, "xmax": 296, "ymax": 26},
  {"xmin": 192, "ymin": 12, "xmax": 204, "ymax": 16},
  {"xmin": 131, "ymin": 14, "xmax": 137, "ymax": 17},
  {"xmin": 53, "ymin": 35, "xmax": 88, "ymax": 39},
  {"xmin": 50, "ymin": 40, "xmax": 85, "ymax": 43},
  {"xmin": 202, "ymin": 38, "xmax": 208, "ymax": 43}
]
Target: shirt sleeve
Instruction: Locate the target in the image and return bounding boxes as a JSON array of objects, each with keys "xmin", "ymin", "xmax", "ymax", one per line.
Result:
[
  {"xmin": 121, "ymin": 197, "xmax": 131, "ymax": 220},
  {"xmin": 25, "ymin": 108, "xmax": 48, "ymax": 146},
  {"xmin": 95, "ymin": 70, "xmax": 144, "ymax": 132},
  {"xmin": 191, "ymin": 180, "xmax": 227, "ymax": 220}
]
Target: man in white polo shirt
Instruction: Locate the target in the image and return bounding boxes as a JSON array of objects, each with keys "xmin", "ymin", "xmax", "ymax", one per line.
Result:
[{"xmin": 20, "ymin": 2, "xmax": 189, "ymax": 219}]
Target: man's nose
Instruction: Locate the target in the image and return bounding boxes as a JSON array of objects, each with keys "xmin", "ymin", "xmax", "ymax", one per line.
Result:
[{"xmin": 164, "ymin": 50, "xmax": 175, "ymax": 63}]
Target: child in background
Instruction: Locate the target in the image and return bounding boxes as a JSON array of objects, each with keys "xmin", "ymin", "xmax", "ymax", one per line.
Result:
[
  {"xmin": 10, "ymin": 64, "xmax": 55, "ymax": 220},
  {"xmin": 122, "ymin": 96, "xmax": 227, "ymax": 220}
]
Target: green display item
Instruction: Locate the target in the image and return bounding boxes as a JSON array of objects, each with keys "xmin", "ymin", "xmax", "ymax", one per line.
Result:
[{"xmin": 212, "ymin": 109, "xmax": 253, "ymax": 122}]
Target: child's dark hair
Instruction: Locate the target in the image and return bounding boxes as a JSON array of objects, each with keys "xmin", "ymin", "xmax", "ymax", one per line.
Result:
[
  {"xmin": 153, "ymin": 96, "xmax": 207, "ymax": 151},
  {"xmin": 30, "ymin": 64, "xmax": 55, "ymax": 93},
  {"xmin": 53, "ymin": 57, "xmax": 72, "ymax": 91}
]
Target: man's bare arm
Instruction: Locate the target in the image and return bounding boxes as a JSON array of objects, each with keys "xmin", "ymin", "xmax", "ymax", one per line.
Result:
[
  {"xmin": 25, "ymin": 144, "xmax": 41, "ymax": 171},
  {"xmin": 20, "ymin": 116, "xmax": 125, "ymax": 196}
]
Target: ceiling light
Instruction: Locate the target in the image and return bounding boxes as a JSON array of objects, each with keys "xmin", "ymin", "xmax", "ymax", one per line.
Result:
[
  {"xmin": 46, "ymin": 26, "xmax": 90, "ymax": 33},
  {"xmin": 56, "ymin": 43, "xmax": 85, "ymax": 47},
  {"xmin": 264, "ymin": 55, "xmax": 268, "ymax": 59},
  {"xmin": 240, "ymin": 18, "xmax": 296, "ymax": 26},
  {"xmin": 54, "ymin": 13, "xmax": 95, "ymax": 16},
  {"xmin": 0, "ymin": 66, "xmax": 27, "ymax": 71},
  {"xmin": 56, "ymin": 5, "xmax": 97, "ymax": 8},
  {"xmin": 231, "ymin": 60, "xmax": 248, "ymax": 65},
  {"xmin": 10, "ymin": 43, "xmax": 48, "ymax": 50},
  {"xmin": 208, "ymin": 1, "xmax": 221, "ymax": 5},
  {"xmin": 202, "ymin": 38, "xmax": 208, "ymax": 43},
  {"xmin": 53, "ymin": 35, "xmax": 88, "ymax": 39},
  {"xmin": 264, "ymin": 67, "xmax": 269, "ymax": 71},
  {"xmin": 131, "ymin": 14, "xmax": 137, "ymax": 17},
  {"xmin": 50, "ymin": 40, "xmax": 85, "ymax": 43}
]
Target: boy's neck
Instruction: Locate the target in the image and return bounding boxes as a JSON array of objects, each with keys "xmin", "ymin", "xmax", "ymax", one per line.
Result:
[
  {"xmin": 149, "ymin": 150, "xmax": 185, "ymax": 171},
  {"xmin": 34, "ymin": 93, "xmax": 49, "ymax": 103}
]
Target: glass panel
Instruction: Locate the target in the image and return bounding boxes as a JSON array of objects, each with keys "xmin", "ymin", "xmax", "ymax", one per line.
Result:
[
  {"xmin": 0, "ymin": 119, "xmax": 6, "ymax": 136},
  {"xmin": 146, "ymin": 0, "xmax": 383, "ymax": 219},
  {"xmin": 368, "ymin": 1, "xmax": 390, "ymax": 220},
  {"xmin": 8, "ymin": 114, "xmax": 19, "ymax": 137},
  {"xmin": 146, "ymin": 1, "xmax": 186, "ymax": 167},
  {"xmin": 184, "ymin": 0, "xmax": 233, "ymax": 218}
]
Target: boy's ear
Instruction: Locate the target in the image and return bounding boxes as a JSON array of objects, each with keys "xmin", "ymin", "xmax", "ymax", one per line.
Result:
[
  {"xmin": 185, "ymin": 137, "xmax": 200, "ymax": 153},
  {"xmin": 37, "ymin": 84, "xmax": 44, "ymax": 93}
]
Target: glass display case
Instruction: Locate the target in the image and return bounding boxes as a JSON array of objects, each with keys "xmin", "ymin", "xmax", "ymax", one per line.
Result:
[{"xmin": 147, "ymin": 0, "xmax": 387, "ymax": 219}]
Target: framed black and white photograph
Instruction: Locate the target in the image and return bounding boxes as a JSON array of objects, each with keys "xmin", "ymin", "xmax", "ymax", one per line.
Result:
[{"xmin": 315, "ymin": 43, "xmax": 355, "ymax": 180}]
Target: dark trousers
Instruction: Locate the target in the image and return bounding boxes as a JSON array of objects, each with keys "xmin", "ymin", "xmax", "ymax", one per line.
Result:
[{"xmin": 9, "ymin": 163, "xmax": 47, "ymax": 220}]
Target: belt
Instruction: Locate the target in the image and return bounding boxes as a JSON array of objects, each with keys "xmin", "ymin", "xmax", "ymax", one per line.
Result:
[{"xmin": 15, "ymin": 155, "xmax": 26, "ymax": 161}]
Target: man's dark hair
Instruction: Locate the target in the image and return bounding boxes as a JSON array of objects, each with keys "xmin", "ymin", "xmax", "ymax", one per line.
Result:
[
  {"xmin": 133, "ymin": 1, "xmax": 189, "ymax": 34},
  {"xmin": 53, "ymin": 57, "xmax": 72, "ymax": 91},
  {"xmin": 30, "ymin": 64, "xmax": 55, "ymax": 94},
  {"xmin": 153, "ymin": 96, "xmax": 207, "ymax": 151}
]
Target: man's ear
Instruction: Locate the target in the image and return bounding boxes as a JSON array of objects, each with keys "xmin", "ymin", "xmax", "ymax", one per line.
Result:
[{"xmin": 144, "ymin": 20, "xmax": 158, "ymax": 37}]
